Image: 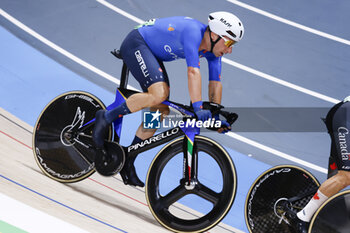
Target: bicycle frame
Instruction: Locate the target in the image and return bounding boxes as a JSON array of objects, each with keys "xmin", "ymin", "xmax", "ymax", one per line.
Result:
[
  {"xmin": 116, "ymin": 88, "xmax": 202, "ymax": 186},
  {"xmin": 80, "ymin": 62, "xmax": 202, "ymax": 187},
  {"xmin": 286, "ymin": 187, "xmax": 318, "ymax": 204}
]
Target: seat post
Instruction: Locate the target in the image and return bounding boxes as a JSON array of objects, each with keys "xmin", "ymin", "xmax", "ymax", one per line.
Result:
[
  {"xmin": 120, "ymin": 62, "xmax": 129, "ymax": 89},
  {"xmin": 111, "ymin": 49, "xmax": 129, "ymax": 89}
]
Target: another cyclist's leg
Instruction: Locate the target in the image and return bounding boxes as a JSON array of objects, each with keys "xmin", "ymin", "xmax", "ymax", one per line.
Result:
[
  {"xmin": 294, "ymin": 148, "xmax": 334, "ymax": 225},
  {"xmin": 290, "ymin": 172, "xmax": 350, "ymax": 233},
  {"xmin": 319, "ymin": 171, "xmax": 350, "ymax": 197},
  {"xmin": 293, "ymin": 100, "xmax": 350, "ymax": 232}
]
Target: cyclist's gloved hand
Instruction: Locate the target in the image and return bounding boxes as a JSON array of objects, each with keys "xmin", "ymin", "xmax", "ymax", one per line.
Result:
[
  {"xmin": 214, "ymin": 114, "xmax": 231, "ymax": 133},
  {"xmin": 193, "ymin": 101, "xmax": 212, "ymax": 122}
]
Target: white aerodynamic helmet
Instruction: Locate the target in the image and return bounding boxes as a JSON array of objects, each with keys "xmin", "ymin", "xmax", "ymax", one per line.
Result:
[{"xmin": 208, "ymin": 11, "xmax": 244, "ymax": 42}]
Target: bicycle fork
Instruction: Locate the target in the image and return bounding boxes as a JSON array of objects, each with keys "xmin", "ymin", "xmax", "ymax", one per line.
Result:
[{"xmin": 183, "ymin": 132, "xmax": 198, "ymax": 190}]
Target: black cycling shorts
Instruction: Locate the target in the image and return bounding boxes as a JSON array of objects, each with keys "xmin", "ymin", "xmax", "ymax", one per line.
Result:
[
  {"xmin": 120, "ymin": 29, "xmax": 169, "ymax": 92},
  {"xmin": 325, "ymin": 101, "xmax": 350, "ymax": 172}
]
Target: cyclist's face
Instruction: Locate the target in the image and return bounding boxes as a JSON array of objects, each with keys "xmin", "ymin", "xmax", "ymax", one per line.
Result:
[{"xmin": 212, "ymin": 35, "xmax": 234, "ymax": 57}]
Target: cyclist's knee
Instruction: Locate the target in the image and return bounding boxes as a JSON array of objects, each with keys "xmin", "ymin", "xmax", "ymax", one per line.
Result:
[
  {"xmin": 340, "ymin": 171, "xmax": 350, "ymax": 186},
  {"xmin": 148, "ymin": 82, "xmax": 169, "ymax": 105},
  {"xmin": 151, "ymin": 104, "xmax": 170, "ymax": 119},
  {"xmin": 335, "ymin": 171, "xmax": 350, "ymax": 187},
  {"xmin": 161, "ymin": 105, "xmax": 170, "ymax": 116}
]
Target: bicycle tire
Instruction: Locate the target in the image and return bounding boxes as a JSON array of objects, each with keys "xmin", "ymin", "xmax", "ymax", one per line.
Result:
[
  {"xmin": 33, "ymin": 91, "xmax": 111, "ymax": 183},
  {"xmin": 145, "ymin": 135, "xmax": 237, "ymax": 232},
  {"xmin": 245, "ymin": 165, "xmax": 320, "ymax": 233},
  {"xmin": 309, "ymin": 190, "xmax": 350, "ymax": 233}
]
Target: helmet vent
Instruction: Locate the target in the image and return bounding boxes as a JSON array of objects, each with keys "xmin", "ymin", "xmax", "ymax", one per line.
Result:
[
  {"xmin": 209, "ymin": 15, "xmax": 214, "ymax": 20},
  {"xmin": 239, "ymin": 22, "xmax": 241, "ymax": 26},
  {"xmin": 239, "ymin": 30, "xmax": 243, "ymax": 38},
  {"xmin": 226, "ymin": 30, "xmax": 237, "ymax": 38}
]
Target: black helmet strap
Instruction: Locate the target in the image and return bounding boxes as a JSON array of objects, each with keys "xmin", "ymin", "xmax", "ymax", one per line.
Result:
[{"xmin": 208, "ymin": 27, "xmax": 221, "ymax": 53}]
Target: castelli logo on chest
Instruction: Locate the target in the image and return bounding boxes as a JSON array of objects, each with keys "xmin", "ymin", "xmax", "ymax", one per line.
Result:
[{"xmin": 220, "ymin": 18, "xmax": 232, "ymax": 28}]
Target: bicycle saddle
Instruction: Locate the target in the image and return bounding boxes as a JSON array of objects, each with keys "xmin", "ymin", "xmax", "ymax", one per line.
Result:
[{"xmin": 111, "ymin": 49, "xmax": 123, "ymax": 59}]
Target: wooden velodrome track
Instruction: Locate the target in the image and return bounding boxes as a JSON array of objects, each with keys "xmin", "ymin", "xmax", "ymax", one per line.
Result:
[{"xmin": 0, "ymin": 107, "xmax": 244, "ymax": 233}]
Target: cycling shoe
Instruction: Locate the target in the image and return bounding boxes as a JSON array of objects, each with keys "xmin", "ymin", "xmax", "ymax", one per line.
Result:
[
  {"xmin": 120, "ymin": 158, "xmax": 144, "ymax": 187},
  {"xmin": 286, "ymin": 210, "xmax": 309, "ymax": 233}
]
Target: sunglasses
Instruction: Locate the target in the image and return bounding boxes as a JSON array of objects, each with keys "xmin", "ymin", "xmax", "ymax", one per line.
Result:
[{"xmin": 219, "ymin": 36, "xmax": 236, "ymax": 48}]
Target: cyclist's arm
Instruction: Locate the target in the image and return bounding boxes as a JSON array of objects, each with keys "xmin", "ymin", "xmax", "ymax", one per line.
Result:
[
  {"xmin": 207, "ymin": 56, "xmax": 222, "ymax": 104},
  {"xmin": 188, "ymin": 66, "xmax": 202, "ymax": 103},
  {"xmin": 208, "ymin": 80, "xmax": 222, "ymax": 104},
  {"xmin": 182, "ymin": 25, "xmax": 203, "ymax": 104}
]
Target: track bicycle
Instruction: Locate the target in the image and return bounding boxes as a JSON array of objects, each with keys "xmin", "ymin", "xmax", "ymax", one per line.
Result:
[
  {"xmin": 244, "ymin": 165, "xmax": 350, "ymax": 233},
  {"xmin": 32, "ymin": 50, "xmax": 239, "ymax": 232}
]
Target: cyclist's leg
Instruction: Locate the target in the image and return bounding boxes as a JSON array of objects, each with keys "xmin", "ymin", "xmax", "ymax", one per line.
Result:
[
  {"xmin": 297, "ymin": 101, "xmax": 350, "ymax": 223},
  {"xmin": 93, "ymin": 29, "xmax": 169, "ymax": 149},
  {"xmin": 119, "ymin": 102, "xmax": 170, "ymax": 187},
  {"xmin": 132, "ymin": 60, "xmax": 170, "ymax": 140},
  {"xmin": 117, "ymin": 30, "xmax": 171, "ymax": 186},
  {"xmin": 125, "ymin": 82, "xmax": 169, "ymax": 113},
  {"xmin": 317, "ymin": 100, "xmax": 350, "ymax": 195},
  {"xmin": 124, "ymin": 90, "xmax": 170, "ymax": 187},
  {"xmin": 318, "ymin": 171, "xmax": 350, "ymax": 197},
  {"xmin": 121, "ymin": 30, "xmax": 170, "ymax": 112},
  {"xmin": 319, "ymin": 101, "xmax": 350, "ymax": 196},
  {"xmin": 125, "ymin": 58, "xmax": 170, "ymax": 113},
  {"xmin": 133, "ymin": 103, "xmax": 170, "ymax": 139},
  {"xmin": 309, "ymin": 190, "xmax": 350, "ymax": 233}
]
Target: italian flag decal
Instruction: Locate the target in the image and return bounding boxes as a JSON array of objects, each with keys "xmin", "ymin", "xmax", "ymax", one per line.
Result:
[{"xmin": 187, "ymin": 137, "xmax": 193, "ymax": 181}]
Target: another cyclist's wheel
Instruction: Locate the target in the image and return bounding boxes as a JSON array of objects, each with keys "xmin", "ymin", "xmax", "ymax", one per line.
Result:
[
  {"xmin": 309, "ymin": 190, "xmax": 350, "ymax": 233},
  {"xmin": 33, "ymin": 91, "xmax": 111, "ymax": 183},
  {"xmin": 245, "ymin": 165, "xmax": 320, "ymax": 233},
  {"xmin": 146, "ymin": 135, "xmax": 237, "ymax": 232}
]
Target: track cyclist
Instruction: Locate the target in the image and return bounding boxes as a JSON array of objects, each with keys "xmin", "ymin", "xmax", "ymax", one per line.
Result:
[
  {"xmin": 288, "ymin": 96, "xmax": 350, "ymax": 233},
  {"xmin": 92, "ymin": 12, "xmax": 244, "ymax": 187}
]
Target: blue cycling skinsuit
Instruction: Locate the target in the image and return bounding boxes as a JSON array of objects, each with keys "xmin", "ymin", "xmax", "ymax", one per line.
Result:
[{"xmin": 119, "ymin": 16, "xmax": 222, "ymax": 91}]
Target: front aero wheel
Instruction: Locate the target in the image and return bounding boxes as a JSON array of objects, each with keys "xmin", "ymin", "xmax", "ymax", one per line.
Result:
[{"xmin": 146, "ymin": 135, "xmax": 237, "ymax": 232}]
